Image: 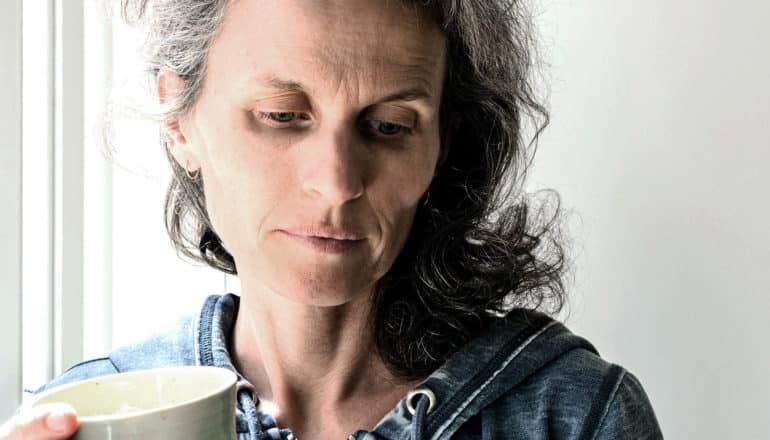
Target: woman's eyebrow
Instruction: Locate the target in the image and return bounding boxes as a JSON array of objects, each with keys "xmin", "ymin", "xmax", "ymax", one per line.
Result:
[
  {"xmin": 376, "ymin": 88, "xmax": 433, "ymax": 105},
  {"xmin": 254, "ymin": 75, "xmax": 306, "ymax": 94},
  {"xmin": 252, "ymin": 74, "xmax": 433, "ymax": 104}
]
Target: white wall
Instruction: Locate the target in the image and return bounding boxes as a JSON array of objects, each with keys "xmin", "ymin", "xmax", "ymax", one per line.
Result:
[{"xmin": 532, "ymin": 1, "xmax": 770, "ymax": 438}]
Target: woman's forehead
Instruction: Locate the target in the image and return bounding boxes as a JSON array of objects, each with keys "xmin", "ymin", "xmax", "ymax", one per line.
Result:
[{"xmin": 207, "ymin": 0, "xmax": 446, "ymax": 102}]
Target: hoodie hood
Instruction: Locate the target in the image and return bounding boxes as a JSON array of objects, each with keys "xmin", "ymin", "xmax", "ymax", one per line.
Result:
[{"xmin": 366, "ymin": 308, "xmax": 598, "ymax": 440}]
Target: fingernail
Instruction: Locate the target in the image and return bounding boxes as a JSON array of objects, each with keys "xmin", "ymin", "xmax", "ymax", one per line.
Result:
[{"xmin": 46, "ymin": 408, "xmax": 74, "ymax": 433}]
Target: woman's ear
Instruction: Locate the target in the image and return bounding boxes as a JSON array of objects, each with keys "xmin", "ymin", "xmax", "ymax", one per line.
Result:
[
  {"xmin": 157, "ymin": 69, "xmax": 199, "ymax": 171},
  {"xmin": 157, "ymin": 69, "xmax": 187, "ymax": 147}
]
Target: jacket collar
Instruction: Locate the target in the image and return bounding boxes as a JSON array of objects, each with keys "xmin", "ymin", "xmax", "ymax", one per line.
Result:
[{"xmin": 371, "ymin": 309, "xmax": 598, "ymax": 440}]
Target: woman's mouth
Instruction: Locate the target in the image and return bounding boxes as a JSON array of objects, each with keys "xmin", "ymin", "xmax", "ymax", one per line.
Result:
[{"xmin": 277, "ymin": 230, "xmax": 365, "ymax": 254}]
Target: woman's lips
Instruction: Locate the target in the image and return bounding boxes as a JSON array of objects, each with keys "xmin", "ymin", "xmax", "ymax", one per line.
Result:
[{"xmin": 278, "ymin": 230, "xmax": 365, "ymax": 254}]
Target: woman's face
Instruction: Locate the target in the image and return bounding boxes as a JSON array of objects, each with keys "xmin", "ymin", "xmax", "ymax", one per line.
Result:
[{"xmin": 171, "ymin": 0, "xmax": 446, "ymax": 306}]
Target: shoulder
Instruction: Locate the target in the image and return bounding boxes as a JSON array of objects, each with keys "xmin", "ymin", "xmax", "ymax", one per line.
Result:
[
  {"xmin": 33, "ymin": 357, "xmax": 120, "ymax": 394},
  {"xmin": 35, "ymin": 314, "xmax": 197, "ymax": 394},
  {"xmin": 109, "ymin": 314, "xmax": 197, "ymax": 371},
  {"xmin": 405, "ymin": 310, "xmax": 662, "ymax": 439},
  {"xmin": 592, "ymin": 366, "xmax": 664, "ymax": 439},
  {"xmin": 481, "ymin": 339, "xmax": 663, "ymax": 439}
]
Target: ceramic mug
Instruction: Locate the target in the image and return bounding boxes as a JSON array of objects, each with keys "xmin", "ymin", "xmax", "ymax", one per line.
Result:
[{"xmin": 27, "ymin": 366, "xmax": 238, "ymax": 439}]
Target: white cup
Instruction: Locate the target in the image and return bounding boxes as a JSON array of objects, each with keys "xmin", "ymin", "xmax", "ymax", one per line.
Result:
[{"xmin": 27, "ymin": 366, "xmax": 238, "ymax": 439}]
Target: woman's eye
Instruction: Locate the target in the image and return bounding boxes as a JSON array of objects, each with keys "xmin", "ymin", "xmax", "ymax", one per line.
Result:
[
  {"xmin": 265, "ymin": 112, "xmax": 300, "ymax": 123},
  {"xmin": 255, "ymin": 111, "xmax": 311, "ymax": 129},
  {"xmin": 367, "ymin": 120, "xmax": 406, "ymax": 136}
]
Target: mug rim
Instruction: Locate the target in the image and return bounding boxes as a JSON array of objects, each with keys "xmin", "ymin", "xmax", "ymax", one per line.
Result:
[{"xmin": 26, "ymin": 365, "xmax": 238, "ymax": 423}]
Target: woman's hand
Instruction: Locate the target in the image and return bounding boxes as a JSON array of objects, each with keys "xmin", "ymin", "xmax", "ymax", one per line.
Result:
[{"xmin": 0, "ymin": 403, "xmax": 78, "ymax": 439}]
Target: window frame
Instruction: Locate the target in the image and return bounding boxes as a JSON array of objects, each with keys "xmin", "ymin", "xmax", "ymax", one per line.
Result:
[{"xmin": 1, "ymin": 0, "xmax": 24, "ymax": 420}]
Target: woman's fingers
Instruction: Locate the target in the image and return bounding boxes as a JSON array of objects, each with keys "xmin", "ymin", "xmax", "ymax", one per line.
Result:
[{"xmin": 0, "ymin": 403, "xmax": 79, "ymax": 439}]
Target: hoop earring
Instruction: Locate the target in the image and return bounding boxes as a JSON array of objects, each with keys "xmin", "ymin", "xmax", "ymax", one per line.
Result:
[
  {"xmin": 422, "ymin": 191, "xmax": 430, "ymax": 207},
  {"xmin": 185, "ymin": 161, "xmax": 200, "ymax": 181}
]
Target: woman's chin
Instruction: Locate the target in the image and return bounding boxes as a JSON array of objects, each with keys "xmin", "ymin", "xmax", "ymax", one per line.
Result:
[
  {"xmin": 263, "ymin": 270, "xmax": 375, "ymax": 308},
  {"xmin": 236, "ymin": 246, "xmax": 383, "ymax": 307}
]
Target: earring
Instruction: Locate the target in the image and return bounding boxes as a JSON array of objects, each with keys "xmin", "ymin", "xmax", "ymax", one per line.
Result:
[
  {"xmin": 422, "ymin": 191, "xmax": 430, "ymax": 207},
  {"xmin": 185, "ymin": 161, "xmax": 200, "ymax": 181}
]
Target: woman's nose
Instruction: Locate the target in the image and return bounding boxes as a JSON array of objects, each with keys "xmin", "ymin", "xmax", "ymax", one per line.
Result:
[{"xmin": 300, "ymin": 129, "xmax": 365, "ymax": 206}]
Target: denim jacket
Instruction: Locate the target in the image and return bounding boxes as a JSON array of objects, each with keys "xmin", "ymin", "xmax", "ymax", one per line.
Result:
[{"xmin": 37, "ymin": 294, "xmax": 663, "ymax": 439}]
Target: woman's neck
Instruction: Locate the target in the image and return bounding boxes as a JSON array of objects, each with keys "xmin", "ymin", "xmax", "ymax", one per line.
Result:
[{"xmin": 230, "ymin": 279, "xmax": 419, "ymax": 439}]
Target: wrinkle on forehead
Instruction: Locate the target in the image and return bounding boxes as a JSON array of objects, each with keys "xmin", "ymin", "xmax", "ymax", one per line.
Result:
[{"xmin": 306, "ymin": 47, "xmax": 441, "ymax": 100}]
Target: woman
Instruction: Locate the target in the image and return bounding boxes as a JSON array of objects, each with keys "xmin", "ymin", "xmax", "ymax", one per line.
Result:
[{"xmin": 2, "ymin": 0, "xmax": 662, "ymax": 438}]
